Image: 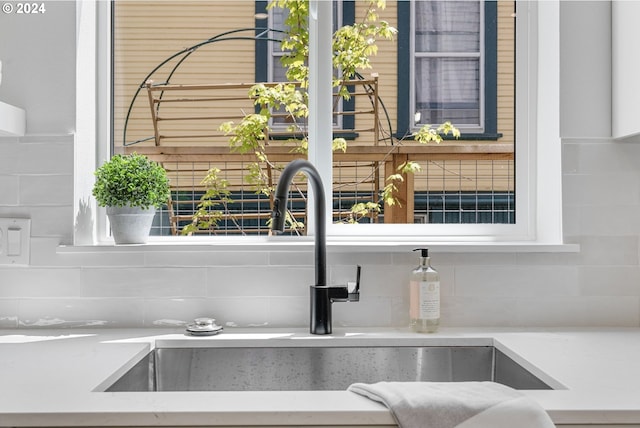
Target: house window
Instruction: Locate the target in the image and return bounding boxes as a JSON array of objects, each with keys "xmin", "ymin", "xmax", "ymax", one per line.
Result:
[
  {"xmin": 268, "ymin": 4, "xmax": 340, "ymax": 83},
  {"xmin": 413, "ymin": 0, "xmax": 482, "ymax": 131},
  {"xmin": 255, "ymin": 1, "xmax": 351, "ymax": 129},
  {"xmin": 398, "ymin": 0, "xmax": 500, "ymax": 139}
]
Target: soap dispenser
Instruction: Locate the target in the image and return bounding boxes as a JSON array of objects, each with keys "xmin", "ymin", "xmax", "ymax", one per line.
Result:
[{"xmin": 409, "ymin": 248, "xmax": 440, "ymax": 333}]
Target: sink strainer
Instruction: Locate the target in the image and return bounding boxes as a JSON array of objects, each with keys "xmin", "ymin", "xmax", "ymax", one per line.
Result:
[{"xmin": 186, "ymin": 318, "xmax": 223, "ymax": 336}]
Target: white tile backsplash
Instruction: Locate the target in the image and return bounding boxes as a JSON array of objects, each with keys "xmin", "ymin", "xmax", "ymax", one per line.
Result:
[
  {"xmin": 0, "ymin": 300, "xmax": 19, "ymax": 328},
  {"xmin": 332, "ymin": 295, "xmax": 393, "ymax": 328},
  {"xmin": 17, "ymin": 298, "xmax": 146, "ymax": 328},
  {"xmin": 515, "ymin": 296, "xmax": 640, "ymax": 327},
  {"xmin": 81, "ymin": 267, "xmax": 208, "ymax": 297},
  {"xmin": 19, "ymin": 174, "xmax": 73, "ymax": 206},
  {"xmin": 561, "ymin": 205, "xmax": 583, "ymax": 238},
  {"xmin": 577, "ymin": 236, "xmax": 639, "ymax": 265},
  {"xmin": 206, "ymin": 297, "xmax": 270, "ymax": 327},
  {"xmin": 207, "ymin": 266, "xmax": 312, "ymax": 297},
  {"xmin": 145, "ymin": 250, "xmax": 270, "ymax": 267},
  {"xmin": 326, "ymin": 252, "xmax": 394, "ymax": 266},
  {"xmin": 25, "ymin": 206, "xmax": 73, "ymax": 238},
  {"xmin": 442, "ymin": 296, "xmax": 518, "ymax": 327},
  {"xmin": 0, "ymin": 268, "xmax": 81, "ymax": 297},
  {"xmin": 452, "ymin": 252, "xmax": 518, "ymax": 266},
  {"xmin": 569, "ymin": 173, "xmax": 640, "ymax": 206},
  {"xmin": 2, "ymin": 135, "xmax": 640, "ymax": 329},
  {"xmin": 583, "ymin": 297, "xmax": 640, "ymax": 326},
  {"xmin": 268, "ymin": 250, "xmax": 315, "ymax": 267},
  {"xmin": 143, "ymin": 298, "xmax": 212, "ymax": 327},
  {"xmin": 580, "ymin": 205, "xmax": 640, "ymax": 236},
  {"xmin": 579, "ymin": 266, "xmax": 640, "ymax": 296},
  {"xmin": 515, "ymin": 251, "xmax": 583, "ymax": 266},
  {"xmin": 0, "ymin": 176, "xmax": 19, "ymax": 205},
  {"xmin": 572, "ymin": 139, "xmax": 640, "ymax": 174},
  {"xmin": 266, "ymin": 296, "xmax": 307, "ymax": 327},
  {"xmin": 455, "ymin": 266, "xmax": 580, "ymax": 297},
  {"xmin": 0, "ymin": 139, "xmax": 73, "ymax": 175}
]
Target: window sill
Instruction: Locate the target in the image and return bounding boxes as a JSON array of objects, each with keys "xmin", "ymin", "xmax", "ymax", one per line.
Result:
[
  {"xmin": 395, "ymin": 132, "xmax": 504, "ymax": 141},
  {"xmin": 57, "ymin": 237, "xmax": 579, "ymax": 254},
  {"xmin": 268, "ymin": 131, "xmax": 359, "ymax": 140}
]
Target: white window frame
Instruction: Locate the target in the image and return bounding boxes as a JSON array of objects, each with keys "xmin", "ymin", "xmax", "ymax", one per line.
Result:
[
  {"xmin": 322, "ymin": 1, "xmax": 560, "ymax": 244},
  {"xmin": 75, "ymin": 0, "xmax": 565, "ymax": 249},
  {"xmin": 409, "ymin": 0, "xmax": 485, "ymax": 133}
]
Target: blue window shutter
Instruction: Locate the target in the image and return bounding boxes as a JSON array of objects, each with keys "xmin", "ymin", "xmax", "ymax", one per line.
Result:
[
  {"xmin": 255, "ymin": 1, "xmax": 269, "ymax": 83},
  {"xmin": 397, "ymin": 1, "xmax": 412, "ymax": 138},
  {"xmin": 342, "ymin": 1, "xmax": 356, "ymax": 130},
  {"xmin": 484, "ymin": 1, "xmax": 498, "ymax": 137}
]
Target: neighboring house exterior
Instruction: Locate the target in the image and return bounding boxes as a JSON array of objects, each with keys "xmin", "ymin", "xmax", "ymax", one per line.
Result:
[{"xmin": 113, "ymin": 0, "xmax": 515, "ymax": 235}]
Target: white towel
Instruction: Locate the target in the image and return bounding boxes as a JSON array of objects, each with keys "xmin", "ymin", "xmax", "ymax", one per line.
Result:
[{"xmin": 348, "ymin": 381, "xmax": 555, "ymax": 428}]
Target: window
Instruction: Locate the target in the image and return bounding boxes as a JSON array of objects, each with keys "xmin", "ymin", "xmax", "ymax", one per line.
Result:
[
  {"xmin": 320, "ymin": 0, "xmax": 518, "ymax": 239},
  {"xmin": 268, "ymin": 3, "xmax": 340, "ymax": 83},
  {"xmin": 256, "ymin": 1, "xmax": 351, "ymax": 129},
  {"xmin": 398, "ymin": 0, "xmax": 500, "ymax": 139},
  {"xmin": 413, "ymin": 1, "xmax": 483, "ymax": 131},
  {"xmin": 79, "ymin": 2, "xmax": 557, "ymax": 246},
  {"xmin": 382, "ymin": 0, "xmax": 512, "ymax": 228}
]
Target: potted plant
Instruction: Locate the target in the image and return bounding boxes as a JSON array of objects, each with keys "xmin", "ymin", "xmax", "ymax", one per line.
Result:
[{"xmin": 92, "ymin": 153, "xmax": 170, "ymax": 244}]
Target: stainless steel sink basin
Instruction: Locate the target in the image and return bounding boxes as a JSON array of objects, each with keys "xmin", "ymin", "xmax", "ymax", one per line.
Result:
[{"xmin": 104, "ymin": 345, "xmax": 552, "ymax": 392}]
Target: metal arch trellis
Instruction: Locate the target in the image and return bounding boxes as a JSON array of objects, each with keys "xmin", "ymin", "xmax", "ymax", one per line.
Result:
[
  {"xmin": 121, "ymin": 27, "xmax": 285, "ymax": 147},
  {"xmin": 119, "ymin": 26, "xmax": 396, "ymax": 148}
]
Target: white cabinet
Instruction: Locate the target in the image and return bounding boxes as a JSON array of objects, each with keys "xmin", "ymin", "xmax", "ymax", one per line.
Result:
[{"xmin": 612, "ymin": 1, "xmax": 640, "ymax": 142}]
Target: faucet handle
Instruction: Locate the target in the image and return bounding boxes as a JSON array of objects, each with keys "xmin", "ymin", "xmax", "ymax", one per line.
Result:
[
  {"xmin": 347, "ymin": 265, "xmax": 361, "ymax": 302},
  {"xmin": 328, "ymin": 265, "xmax": 361, "ymax": 303}
]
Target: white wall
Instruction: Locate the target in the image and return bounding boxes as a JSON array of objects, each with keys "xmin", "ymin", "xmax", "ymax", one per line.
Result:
[
  {"xmin": 1, "ymin": 1, "xmax": 639, "ymax": 329},
  {"xmin": 0, "ymin": 1, "xmax": 76, "ymax": 134}
]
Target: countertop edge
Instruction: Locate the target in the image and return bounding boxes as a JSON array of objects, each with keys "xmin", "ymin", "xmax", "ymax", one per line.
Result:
[{"xmin": 1, "ymin": 327, "xmax": 639, "ymax": 427}]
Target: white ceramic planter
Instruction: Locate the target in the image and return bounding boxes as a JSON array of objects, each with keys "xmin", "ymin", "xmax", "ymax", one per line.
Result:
[{"xmin": 106, "ymin": 206, "xmax": 156, "ymax": 244}]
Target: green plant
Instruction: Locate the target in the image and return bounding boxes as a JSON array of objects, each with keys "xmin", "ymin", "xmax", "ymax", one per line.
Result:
[
  {"xmin": 93, "ymin": 153, "xmax": 170, "ymax": 209},
  {"xmin": 192, "ymin": 0, "xmax": 459, "ymax": 233},
  {"xmin": 182, "ymin": 167, "xmax": 234, "ymax": 235}
]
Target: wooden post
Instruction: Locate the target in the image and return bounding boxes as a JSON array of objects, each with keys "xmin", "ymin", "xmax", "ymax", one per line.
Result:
[
  {"xmin": 384, "ymin": 154, "xmax": 414, "ymax": 223},
  {"xmin": 145, "ymin": 80, "xmax": 161, "ymax": 146}
]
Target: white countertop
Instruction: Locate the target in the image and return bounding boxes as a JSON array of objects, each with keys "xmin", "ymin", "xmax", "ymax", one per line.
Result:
[{"xmin": 0, "ymin": 327, "xmax": 639, "ymax": 427}]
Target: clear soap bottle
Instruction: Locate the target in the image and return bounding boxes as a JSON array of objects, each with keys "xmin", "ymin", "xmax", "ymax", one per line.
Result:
[{"xmin": 409, "ymin": 248, "xmax": 440, "ymax": 333}]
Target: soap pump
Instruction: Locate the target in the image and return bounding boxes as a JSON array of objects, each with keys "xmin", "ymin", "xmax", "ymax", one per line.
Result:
[{"xmin": 409, "ymin": 248, "xmax": 440, "ymax": 333}]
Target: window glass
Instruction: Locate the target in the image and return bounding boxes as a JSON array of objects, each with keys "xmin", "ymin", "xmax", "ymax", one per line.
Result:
[
  {"xmin": 413, "ymin": 0, "xmax": 482, "ymax": 129},
  {"xmin": 415, "ymin": 1, "xmax": 480, "ymax": 52},
  {"xmin": 415, "ymin": 57, "xmax": 481, "ymax": 126},
  {"xmin": 110, "ymin": 0, "xmax": 515, "ymax": 238}
]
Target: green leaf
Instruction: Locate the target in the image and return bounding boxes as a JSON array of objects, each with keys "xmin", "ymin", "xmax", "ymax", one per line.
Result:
[
  {"xmin": 332, "ymin": 138, "xmax": 348, "ymax": 153},
  {"xmin": 398, "ymin": 161, "xmax": 422, "ymax": 174},
  {"xmin": 92, "ymin": 153, "xmax": 170, "ymax": 209}
]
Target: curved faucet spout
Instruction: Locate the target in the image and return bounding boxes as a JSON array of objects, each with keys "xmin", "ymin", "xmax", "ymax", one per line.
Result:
[
  {"xmin": 271, "ymin": 159, "xmax": 359, "ymax": 335},
  {"xmin": 271, "ymin": 159, "xmax": 326, "ymax": 288}
]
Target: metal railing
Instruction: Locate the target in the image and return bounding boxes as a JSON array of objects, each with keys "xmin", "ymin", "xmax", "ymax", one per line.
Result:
[{"xmin": 125, "ymin": 75, "xmax": 514, "ymax": 235}]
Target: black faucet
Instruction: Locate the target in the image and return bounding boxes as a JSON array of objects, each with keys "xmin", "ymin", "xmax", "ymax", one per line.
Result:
[{"xmin": 271, "ymin": 159, "xmax": 360, "ymax": 335}]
